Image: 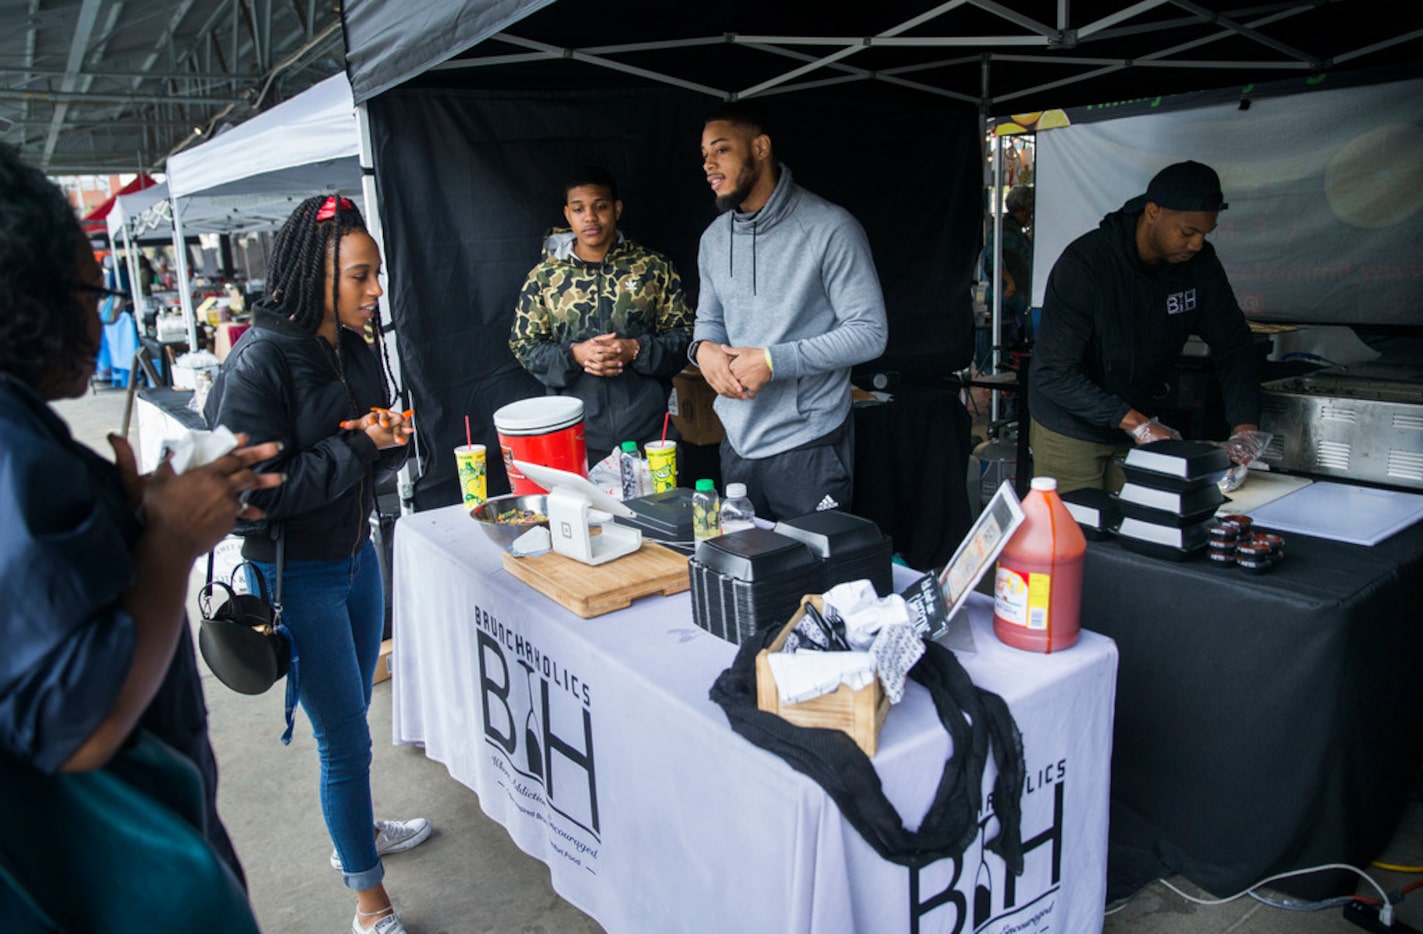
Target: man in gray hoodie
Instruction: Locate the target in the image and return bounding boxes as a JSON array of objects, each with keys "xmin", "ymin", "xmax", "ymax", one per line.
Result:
[{"xmin": 691, "ymin": 102, "xmax": 888, "ymax": 520}]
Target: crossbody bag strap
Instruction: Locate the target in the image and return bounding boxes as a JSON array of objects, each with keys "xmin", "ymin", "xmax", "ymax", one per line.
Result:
[{"xmin": 273, "ymin": 525, "xmax": 286, "ymax": 618}]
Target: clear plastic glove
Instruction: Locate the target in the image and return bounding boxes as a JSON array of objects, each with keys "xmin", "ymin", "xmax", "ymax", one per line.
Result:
[
  {"xmin": 1219, "ymin": 430, "xmax": 1273, "ymax": 467},
  {"xmin": 1129, "ymin": 417, "xmax": 1181, "ymax": 445},
  {"xmin": 1219, "ymin": 463, "xmax": 1249, "ymax": 494}
]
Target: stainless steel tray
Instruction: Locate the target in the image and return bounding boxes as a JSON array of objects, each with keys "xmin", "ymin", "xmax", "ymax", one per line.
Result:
[{"xmin": 1259, "ymin": 366, "xmax": 1423, "ymax": 490}]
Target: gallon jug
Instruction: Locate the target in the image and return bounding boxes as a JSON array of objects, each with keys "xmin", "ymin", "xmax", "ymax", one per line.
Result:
[{"xmin": 993, "ymin": 477, "xmax": 1085, "ymax": 652}]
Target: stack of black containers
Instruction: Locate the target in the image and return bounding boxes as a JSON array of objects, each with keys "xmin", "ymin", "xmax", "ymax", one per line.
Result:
[
  {"xmin": 688, "ymin": 511, "xmax": 894, "ymax": 645},
  {"xmin": 1113, "ymin": 440, "xmax": 1231, "ymax": 560}
]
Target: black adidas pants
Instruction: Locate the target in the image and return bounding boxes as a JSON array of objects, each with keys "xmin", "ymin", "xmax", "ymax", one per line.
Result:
[{"xmin": 719, "ymin": 413, "xmax": 855, "ymax": 522}]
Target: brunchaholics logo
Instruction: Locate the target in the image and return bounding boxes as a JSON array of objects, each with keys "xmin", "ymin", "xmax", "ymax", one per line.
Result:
[
  {"xmin": 474, "ymin": 604, "xmax": 601, "ymax": 872},
  {"xmin": 909, "ymin": 758, "xmax": 1067, "ymax": 934}
]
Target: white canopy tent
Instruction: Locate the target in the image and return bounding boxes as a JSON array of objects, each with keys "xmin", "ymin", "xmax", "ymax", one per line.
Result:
[
  {"xmin": 104, "ymin": 181, "xmax": 174, "ymax": 320},
  {"xmin": 166, "ymin": 71, "xmax": 361, "ymax": 201},
  {"xmin": 163, "ymin": 72, "xmax": 366, "ymax": 349}
]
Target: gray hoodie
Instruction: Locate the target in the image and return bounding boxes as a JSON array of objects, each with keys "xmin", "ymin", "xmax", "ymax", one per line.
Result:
[{"xmin": 693, "ymin": 165, "xmax": 887, "ymax": 458}]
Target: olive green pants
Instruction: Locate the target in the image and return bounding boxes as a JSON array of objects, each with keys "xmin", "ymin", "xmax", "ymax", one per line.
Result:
[{"xmin": 1029, "ymin": 418, "xmax": 1133, "ymax": 494}]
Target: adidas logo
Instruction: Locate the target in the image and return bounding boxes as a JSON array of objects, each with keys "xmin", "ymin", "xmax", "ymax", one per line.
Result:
[{"xmin": 815, "ymin": 494, "xmax": 839, "ymax": 511}]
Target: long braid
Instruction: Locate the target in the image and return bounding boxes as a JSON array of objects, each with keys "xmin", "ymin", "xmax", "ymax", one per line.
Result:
[
  {"xmin": 370, "ymin": 301, "xmax": 394, "ymax": 405},
  {"xmin": 329, "ymin": 197, "xmax": 349, "ymax": 392}
]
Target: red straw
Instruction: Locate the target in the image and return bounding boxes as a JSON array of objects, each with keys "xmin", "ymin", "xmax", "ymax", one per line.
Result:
[
  {"xmin": 661, "ymin": 411, "xmax": 670, "ymax": 444},
  {"xmin": 465, "ymin": 415, "xmax": 472, "ymax": 448}
]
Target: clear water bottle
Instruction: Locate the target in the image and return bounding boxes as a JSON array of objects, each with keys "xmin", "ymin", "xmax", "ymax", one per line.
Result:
[
  {"xmin": 692, "ymin": 479, "xmax": 721, "ymax": 541},
  {"xmin": 720, "ymin": 482, "xmax": 756, "ymax": 533},
  {"xmin": 619, "ymin": 441, "xmax": 641, "ymax": 500}
]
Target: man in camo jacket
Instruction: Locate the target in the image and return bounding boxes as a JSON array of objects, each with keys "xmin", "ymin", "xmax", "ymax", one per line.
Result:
[{"xmin": 510, "ymin": 165, "xmax": 693, "ymax": 463}]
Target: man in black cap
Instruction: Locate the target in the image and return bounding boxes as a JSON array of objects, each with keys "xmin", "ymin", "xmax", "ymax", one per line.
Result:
[{"xmin": 1028, "ymin": 160, "xmax": 1261, "ymax": 493}]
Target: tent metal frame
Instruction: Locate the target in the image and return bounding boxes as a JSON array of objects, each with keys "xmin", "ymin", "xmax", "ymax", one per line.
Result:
[
  {"xmin": 427, "ymin": 1, "xmax": 1421, "ymax": 111},
  {"xmin": 3, "ymin": 0, "xmax": 342, "ymax": 174}
]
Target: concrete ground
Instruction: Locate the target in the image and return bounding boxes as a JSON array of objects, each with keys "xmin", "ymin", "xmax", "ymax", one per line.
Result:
[{"xmin": 54, "ymin": 384, "xmax": 1422, "ymax": 933}]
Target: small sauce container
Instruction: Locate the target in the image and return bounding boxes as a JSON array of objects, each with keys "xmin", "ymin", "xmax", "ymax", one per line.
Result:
[
  {"xmin": 1222, "ymin": 514, "xmax": 1253, "ymax": 532},
  {"xmin": 1252, "ymin": 533, "xmax": 1285, "ymax": 558},
  {"xmin": 1208, "ymin": 549, "xmax": 1238, "ymax": 569},
  {"xmin": 1207, "ymin": 521, "xmax": 1240, "ymax": 544},
  {"xmin": 1235, "ymin": 540, "xmax": 1273, "ymax": 574}
]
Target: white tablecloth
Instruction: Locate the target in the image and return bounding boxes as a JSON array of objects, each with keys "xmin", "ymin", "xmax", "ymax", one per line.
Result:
[
  {"xmin": 392, "ymin": 505, "xmax": 1118, "ymax": 934},
  {"xmin": 135, "ymin": 393, "xmax": 190, "ymax": 473}
]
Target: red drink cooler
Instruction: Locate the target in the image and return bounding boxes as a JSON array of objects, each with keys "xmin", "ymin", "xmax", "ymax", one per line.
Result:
[{"xmin": 494, "ymin": 397, "xmax": 588, "ymax": 495}]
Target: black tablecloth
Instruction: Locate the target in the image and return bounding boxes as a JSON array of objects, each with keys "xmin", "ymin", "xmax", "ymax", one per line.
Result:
[
  {"xmin": 851, "ymin": 387, "xmax": 974, "ymax": 571},
  {"xmin": 1084, "ymin": 520, "xmax": 1423, "ymax": 899},
  {"xmin": 136, "ymin": 386, "xmax": 207, "ymax": 432},
  {"xmin": 679, "ymin": 388, "xmax": 974, "ymax": 572}
]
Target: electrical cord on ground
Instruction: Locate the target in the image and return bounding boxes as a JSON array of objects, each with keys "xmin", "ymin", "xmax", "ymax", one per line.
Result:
[
  {"xmin": 1248, "ymin": 891, "xmax": 1370, "ymax": 912},
  {"xmin": 1375, "ymin": 862, "xmax": 1423, "ymax": 874},
  {"xmin": 1152, "ymin": 863, "xmax": 1395, "ymax": 927}
]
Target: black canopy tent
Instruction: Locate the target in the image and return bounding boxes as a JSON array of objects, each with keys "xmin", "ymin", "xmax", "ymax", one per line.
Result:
[{"xmin": 338, "ymin": 0, "xmax": 1423, "ymax": 516}]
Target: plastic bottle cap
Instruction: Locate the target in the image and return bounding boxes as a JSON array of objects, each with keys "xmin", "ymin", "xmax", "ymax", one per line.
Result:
[
  {"xmin": 1030, "ymin": 477, "xmax": 1058, "ymax": 491},
  {"xmin": 725, "ymin": 482, "xmax": 747, "ymax": 498},
  {"xmin": 620, "ymin": 441, "xmax": 638, "ymax": 453},
  {"xmin": 695, "ymin": 479, "xmax": 715, "ymax": 492}
]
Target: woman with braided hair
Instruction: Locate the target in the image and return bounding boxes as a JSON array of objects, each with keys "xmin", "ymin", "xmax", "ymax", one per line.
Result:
[{"xmin": 205, "ymin": 195, "xmax": 429, "ymax": 934}]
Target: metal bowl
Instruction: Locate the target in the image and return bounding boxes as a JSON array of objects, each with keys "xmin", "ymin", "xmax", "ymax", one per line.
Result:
[{"xmin": 470, "ymin": 493, "xmax": 549, "ymax": 549}]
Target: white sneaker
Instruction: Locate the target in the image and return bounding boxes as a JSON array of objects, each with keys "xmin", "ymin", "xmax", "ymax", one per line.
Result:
[
  {"xmin": 331, "ymin": 818, "xmax": 433, "ymax": 870},
  {"xmin": 351, "ymin": 910, "xmax": 406, "ymax": 934}
]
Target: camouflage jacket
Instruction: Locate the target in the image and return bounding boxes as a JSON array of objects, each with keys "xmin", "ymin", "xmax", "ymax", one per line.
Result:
[{"xmin": 510, "ymin": 230, "xmax": 693, "ymax": 457}]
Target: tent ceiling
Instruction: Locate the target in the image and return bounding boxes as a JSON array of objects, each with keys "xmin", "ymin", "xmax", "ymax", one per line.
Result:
[
  {"xmin": 11, "ymin": 1, "xmax": 1420, "ymax": 175},
  {"xmin": 0, "ymin": 0, "xmax": 344, "ymax": 174},
  {"xmin": 376, "ymin": 0, "xmax": 1423, "ymax": 114}
]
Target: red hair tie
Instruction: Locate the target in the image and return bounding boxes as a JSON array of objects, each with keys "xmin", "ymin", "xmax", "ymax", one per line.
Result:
[{"xmin": 315, "ymin": 196, "xmax": 354, "ymax": 222}]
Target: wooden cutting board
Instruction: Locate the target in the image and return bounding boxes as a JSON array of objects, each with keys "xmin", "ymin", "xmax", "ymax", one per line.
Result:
[
  {"xmin": 1215, "ymin": 470, "xmax": 1313, "ymax": 516},
  {"xmin": 502, "ymin": 541, "xmax": 690, "ymax": 618}
]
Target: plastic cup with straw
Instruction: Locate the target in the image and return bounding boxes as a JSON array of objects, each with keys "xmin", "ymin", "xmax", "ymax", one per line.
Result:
[
  {"xmin": 454, "ymin": 414, "xmax": 487, "ymax": 507},
  {"xmin": 645, "ymin": 413, "xmax": 677, "ymax": 493}
]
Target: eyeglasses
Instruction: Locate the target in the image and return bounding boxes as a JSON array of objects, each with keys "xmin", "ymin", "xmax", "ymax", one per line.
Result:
[{"xmin": 72, "ymin": 283, "xmax": 131, "ymax": 300}]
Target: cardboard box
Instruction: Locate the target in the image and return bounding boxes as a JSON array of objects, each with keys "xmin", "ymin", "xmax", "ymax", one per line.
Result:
[
  {"xmin": 372, "ymin": 638, "xmax": 394, "ymax": 685},
  {"xmin": 670, "ymin": 367, "xmax": 724, "ymax": 446},
  {"xmin": 213, "ymin": 323, "xmax": 251, "ymax": 361},
  {"xmin": 754, "ymin": 595, "xmax": 890, "ymax": 756}
]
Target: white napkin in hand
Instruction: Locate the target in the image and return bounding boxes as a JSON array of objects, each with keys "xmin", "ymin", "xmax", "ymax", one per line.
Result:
[
  {"xmin": 767, "ymin": 650, "xmax": 877, "ymax": 705},
  {"xmin": 164, "ymin": 425, "xmax": 239, "ymax": 474}
]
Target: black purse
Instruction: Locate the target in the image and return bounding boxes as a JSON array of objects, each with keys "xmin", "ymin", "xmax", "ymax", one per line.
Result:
[{"xmin": 197, "ymin": 533, "xmax": 290, "ymax": 695}]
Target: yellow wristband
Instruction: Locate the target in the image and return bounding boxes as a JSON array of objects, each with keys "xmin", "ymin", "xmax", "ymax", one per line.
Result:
[{"xmin": 763, "ymin": 347, "xmax": 774, "ymax": 376}]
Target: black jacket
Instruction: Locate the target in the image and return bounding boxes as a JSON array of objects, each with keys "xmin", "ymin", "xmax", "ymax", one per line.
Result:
[
  {"xmin": 204, "ymin": 306, "xmax": 407, "ymax": 562},
  {"xmin": 1028, "ymin": 208, "xmax": 1261, "ymax": 444}
]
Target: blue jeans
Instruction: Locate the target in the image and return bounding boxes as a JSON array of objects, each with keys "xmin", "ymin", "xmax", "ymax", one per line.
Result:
[{"xmin": 248, "ymin": 540, "xmax": 385, "ymax": 891}]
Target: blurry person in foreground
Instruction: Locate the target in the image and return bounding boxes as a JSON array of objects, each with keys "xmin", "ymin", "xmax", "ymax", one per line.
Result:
[{"xmin": 0, "ymin": 141, "xmax": 279, "ymax": 931}]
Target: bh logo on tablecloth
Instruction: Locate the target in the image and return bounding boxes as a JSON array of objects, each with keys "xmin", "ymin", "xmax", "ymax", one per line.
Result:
[
  {"xmin": 473, "ymin": 604, "xmax": 602, "ymax": 872},
  {"xmin": 908, "ymin": 758, "xmax": 1068, "ymax": 934}
]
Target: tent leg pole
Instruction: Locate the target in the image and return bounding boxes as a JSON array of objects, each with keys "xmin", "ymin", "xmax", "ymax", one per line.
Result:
[
  {"xmin": 170, "ymin": 193, "xmax": 199, "ymax": 354},
  {"xmin": 356, "ymin": 101, "xmax": 418, "ymax": 516}
]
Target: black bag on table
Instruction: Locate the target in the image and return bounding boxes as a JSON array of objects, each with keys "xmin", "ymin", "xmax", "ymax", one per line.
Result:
[{"xmin": 197, "ymin": 533, "xmax": 289, "ymax": 695}]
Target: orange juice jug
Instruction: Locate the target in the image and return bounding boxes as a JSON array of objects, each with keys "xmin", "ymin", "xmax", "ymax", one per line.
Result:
[{"xmin": 993, "ymin": 477, "xmax": 1085, "ymax": 652}]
